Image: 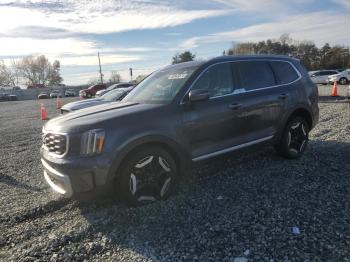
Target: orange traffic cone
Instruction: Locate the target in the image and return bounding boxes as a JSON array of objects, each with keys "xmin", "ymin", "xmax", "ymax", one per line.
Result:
[
  {"xmin": 40, "ymin": 104, "xmax": 49, "ymax": 120},
  {"xmin": 56, "ymin": 97, "xmax": 62, "ymax": 109},
  {"xmin": 331, "ymin": 81, "xmax": 338, "ymax": 97}
]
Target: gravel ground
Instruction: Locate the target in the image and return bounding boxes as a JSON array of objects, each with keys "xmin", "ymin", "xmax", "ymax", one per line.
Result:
[{"xmin": 0, "ymin": 90, "xmax": 350, "ymax": 261}]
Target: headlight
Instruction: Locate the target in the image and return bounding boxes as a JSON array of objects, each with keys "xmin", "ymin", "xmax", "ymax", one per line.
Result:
[{"xmin": 80, "ymin": 129, "xmax": 105, "ymax": 155}]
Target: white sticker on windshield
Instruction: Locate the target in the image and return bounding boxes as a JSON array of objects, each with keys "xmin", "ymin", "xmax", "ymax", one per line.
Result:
[{"xmin": 168, "ymin": 73, "xmax": 188, "ymax": 80}]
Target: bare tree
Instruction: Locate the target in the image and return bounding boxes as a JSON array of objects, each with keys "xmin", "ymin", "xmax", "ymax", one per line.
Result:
[
  {"xmin": 17, "ymin": 55, "xmax": 63, "ymax": 86},
  {"xmin": 109, "ymin": 71, "xmax": 122, "ymax": 84},
  {"xmin": 88, "ymin": 77, "xmax": 101, "ymax": 85},
  {"xmin": 0, "ymin": 61, "xmax": 13, "ymax": 86}
]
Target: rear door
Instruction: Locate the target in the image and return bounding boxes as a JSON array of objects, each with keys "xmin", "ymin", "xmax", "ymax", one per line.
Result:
[{"xmin": 229, "ymin": 60, "xmax": 298, "ymax": 143}]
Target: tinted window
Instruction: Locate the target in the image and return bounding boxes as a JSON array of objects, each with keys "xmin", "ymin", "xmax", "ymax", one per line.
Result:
[
  {"xmin": 270, "ymin": 61, "xmax": 299, "ymax": 84},
  {"xmin": 320, "ymin": 71, "xmax": 336, "ymax": 76},
  {"xmin": 235, "ymin": 61, "xmax": 276, "ymax": 90},
  {"xmin": 192, "ymin": 63, "xmax": 234, "ymax": 97}
]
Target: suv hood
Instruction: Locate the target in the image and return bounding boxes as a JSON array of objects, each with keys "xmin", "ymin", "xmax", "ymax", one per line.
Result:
[{"xmin": 44, "ymin": 101, "xmax": 163, "ymax": 133}]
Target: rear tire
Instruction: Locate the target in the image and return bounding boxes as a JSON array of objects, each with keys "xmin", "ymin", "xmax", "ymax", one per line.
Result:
[
  {"xmin": 118, "ymin": 146, "xmax": 177, "ymax": 206},
  {"xmin": 275, "ymin": 116, "xmax": 309, "ymax": 159}
]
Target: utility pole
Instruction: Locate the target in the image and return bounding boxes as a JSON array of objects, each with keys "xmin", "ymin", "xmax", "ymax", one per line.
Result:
[
  {"xmin": 129, "ymin": 68, "xmax": 133, "ymax": 82},
  {"xmin": 98, "ymin": 52, "xmax": 103, "ymax": 84}
]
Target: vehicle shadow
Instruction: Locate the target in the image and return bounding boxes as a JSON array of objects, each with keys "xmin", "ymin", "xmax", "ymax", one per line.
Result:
[
  {"xmin": 0, "ymin": 173, "xmax": 41, "ymax": 192},
  {"xmin": 77, "ymin": 139, "xmax": 350, "ymax": 260}
]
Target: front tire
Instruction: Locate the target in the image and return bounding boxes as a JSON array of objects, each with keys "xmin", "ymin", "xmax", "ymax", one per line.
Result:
[
  {"xmin": 275, "ymin": 116, "xmax": 309, "ymax": 159},
  {"xmin": 118, "ymin": 147, "xmax": 177, "ymax": 206},
  {"xmin": 339, "ymin": 77, "xmax": 348, "ymax": 85}
]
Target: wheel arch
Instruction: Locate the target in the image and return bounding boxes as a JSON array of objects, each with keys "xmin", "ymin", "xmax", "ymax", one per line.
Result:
[
  {"xmin": 276, "ymin": 106, "xmax": 313, "ymax": 142},
  {"xmin": 107, "ymin": 135, "xmax": 191, "ymax": 182},
  {"xmin": 287, "ymin": 107, "xmax": 313, "ymax": 130}
]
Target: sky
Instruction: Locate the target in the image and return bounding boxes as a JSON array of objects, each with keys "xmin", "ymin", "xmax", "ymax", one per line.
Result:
[{"xmin": 0, "ymin": 0, "xmax": 350, "ymax": 85}]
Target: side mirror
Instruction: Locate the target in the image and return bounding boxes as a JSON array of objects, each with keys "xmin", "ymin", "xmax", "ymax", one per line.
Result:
[{"xmin": 188, "ymin": 89, "xmax": 210, "ymax": 102}]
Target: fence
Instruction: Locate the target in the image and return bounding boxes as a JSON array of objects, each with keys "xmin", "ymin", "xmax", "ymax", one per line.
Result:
[{"xmin": 1, "ymin": 86, "xmax": 87, "ymax": 101}]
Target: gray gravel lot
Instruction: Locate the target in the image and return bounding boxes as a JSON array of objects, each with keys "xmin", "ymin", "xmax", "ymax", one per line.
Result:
[{"xmin": 0, "ymin": 87, "xmax": 350, "ymax": 261}]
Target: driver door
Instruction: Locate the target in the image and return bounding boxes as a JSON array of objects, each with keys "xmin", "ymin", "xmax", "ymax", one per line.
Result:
[{"xmin": 181, "ymin": 62, "xmax": 239, "ymax": 158}]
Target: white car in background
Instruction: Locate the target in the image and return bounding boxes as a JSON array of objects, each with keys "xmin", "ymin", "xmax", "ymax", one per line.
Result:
[
  {"xmin": 95, "ymin": 82, "xmax": 134, "ymax": 97},
  {"xmin": 309, "ymin": 70, "xmax": 339, "ymax": 84},
  {"xmin": 327, "ymin": 69, "xmax": 350, "ymax": 85}
]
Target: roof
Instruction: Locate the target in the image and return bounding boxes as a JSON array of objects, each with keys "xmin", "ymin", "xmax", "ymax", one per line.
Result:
[
  {"xmin": 208, "ymin": 54, "xmax": 299, "ymax": 64},
  {"xmin": 162, "ymin": 55, "xmax": 299, "ymax": 71}
]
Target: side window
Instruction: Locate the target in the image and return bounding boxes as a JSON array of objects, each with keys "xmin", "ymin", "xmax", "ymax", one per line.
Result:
[
  {"xmin": 192, "ymin": 63, "xmax": 234, "ymax": 97},
  {"xmin": 320, "ymin": 71, "xmax": 334, "ymax": 76},
  {"xmin": 235, "ymin": 61, "xmax": 276, "ymax": 90},
  {"xmin": 270, "ymin": 61, "xmax": 299, "ymax": 84}
]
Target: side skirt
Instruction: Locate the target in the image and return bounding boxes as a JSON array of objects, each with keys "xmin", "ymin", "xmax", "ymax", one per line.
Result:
[{"xmin": 192, "ymin": 135, "xmax": 274, "ymax": 162}]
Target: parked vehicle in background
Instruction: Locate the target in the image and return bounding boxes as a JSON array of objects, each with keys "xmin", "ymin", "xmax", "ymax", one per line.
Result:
[
  {"xmin": 28, "ymin": 84, "xmax": 45, "ymax": 89},
  {"xmin": 309, "ymin": 70, "xmax": 339, "ymax": 84},
  {"xmin": 38, "ymin": 92, "xmax": 50, "ymax": 99},
  {"xmin": 0, "ymin": 93, "xmax": 9, "ymax": 102},
  {"xmin": 50, "ymin": 90, "xmax": 62, "ymax": 98},
  {"xmin": 328, "ymin": 69, "xmax": 350, "ymax": 85},
  {"xmin": 79, "ymin": 84, "xmax": 106, "ymax": 98},
  {"xmin": 7, "ymin": 94, "xmax": 17, "ymax": 101},
  {"xmin": 61, "ymin": 86, "xmax": 134, "ymax": 114},
  {"xmin": 95, "ymin": 82, "xmax": 134, "ymax": 97},
  {"xmin": 65, "ymin": 89, "xmax": 76, "ymax": 97},
  {"xmin": 336, "ymin": 68, "xmax": 345, "ymax": 73},
  {"xmin": 41, "ymin": 55, "xmax": 319, "ymax": 206},
  {"xmin": 0, "ymin": 93, "xmax": 16, "ymax": 101}
]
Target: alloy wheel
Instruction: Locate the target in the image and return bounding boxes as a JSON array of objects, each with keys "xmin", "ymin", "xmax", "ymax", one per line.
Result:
[
  {"xmin": 128, "ymin": 155, "xmax": 172, "ymax": 203},
  {"xmin": 287, "ymin": 121, "xmax": 308, "ymax": 154},
  {"xmin": 339, "ymin": 78, "xmax": 347, "ymax": 85}
]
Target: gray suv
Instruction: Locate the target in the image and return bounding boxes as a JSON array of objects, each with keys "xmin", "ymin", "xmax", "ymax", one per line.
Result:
[{"xmin": 41, "ymin": 55, "xmax": 319, "ymax": 205}]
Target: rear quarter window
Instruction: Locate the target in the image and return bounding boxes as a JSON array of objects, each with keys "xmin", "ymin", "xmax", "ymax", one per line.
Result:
[{"xmin": 270, "ymin": 61, "xmax": 299, "ymax": 84}]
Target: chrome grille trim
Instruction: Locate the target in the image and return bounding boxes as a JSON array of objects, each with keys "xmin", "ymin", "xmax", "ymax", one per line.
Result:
[{"xmin": 42, "ymin": 131, "xmax": 69, "ymax": 158}]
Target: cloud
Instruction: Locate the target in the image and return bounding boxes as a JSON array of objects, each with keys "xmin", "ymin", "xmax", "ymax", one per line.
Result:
[
  {"xmin": 333, "ymin": 0, "xmax": 350, "ymax": 10},
  {"xmin": 0, "ymin": 37, "xmax": 97, "ymax": 57},
  {"xmin": 180, "ymin": 12, "xmax": 350, "ymax": 48},
  {"xmin": 57, "ymin": 54, "xmax": 142, "ymax": 66},
  {"xmin": 0, "ymin": 36, "xmax": 146, "ymax": 67},
  {"xmin": 0, "ymin": 1, "xmax": 232, "ymax": 36},
  {"xmin": 211, "ymin": 0, "xmax": 316, "ymax": 13}
]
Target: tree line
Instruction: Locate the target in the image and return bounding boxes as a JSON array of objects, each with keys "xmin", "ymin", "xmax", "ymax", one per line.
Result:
[
  {"xmin": 0, "ymin": 55, "xmax": 63, "ymax": 87},
  {"xmin": 173, "ymin": 34, "xmax": 350, "ymax": 71}
]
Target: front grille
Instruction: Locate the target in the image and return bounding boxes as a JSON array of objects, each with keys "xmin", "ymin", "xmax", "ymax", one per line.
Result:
[{"xmin": 43, "ymin": 133, "xmax": 68, "ymax": 156}]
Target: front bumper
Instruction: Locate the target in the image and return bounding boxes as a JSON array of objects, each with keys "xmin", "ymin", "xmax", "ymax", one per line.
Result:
[
  {"xmin": 327, "ymin": 79, "xmax": 337, "ymax": 84},
  {"xmin": 40, "ymin": 147, "xmax": 113, "ymax": 197},
  {"xmin": 41, "ymin": 159, "xmax": 73, "ymax": 197}
]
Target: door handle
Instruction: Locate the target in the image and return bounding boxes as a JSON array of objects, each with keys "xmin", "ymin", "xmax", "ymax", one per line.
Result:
[
  {"xmin": 229, "ymin": 103, "xmax": 242, "ymax": 110},
  {"xmin": 278, "ymin": 93, "xmax": 289, "ymax": 100}
]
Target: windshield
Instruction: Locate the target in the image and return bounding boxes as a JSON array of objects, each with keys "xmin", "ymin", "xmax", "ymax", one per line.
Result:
[
  {"xmin": 106, "ymin": 84, "xmax": 117, "ymax": 91},
  {"xmin": 123, "ymin": 65, "xmax": 199, "ymax": 104},
  {"xmin": 101, "ymin": 89, "xmax": 127, "ymax": 101}
]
